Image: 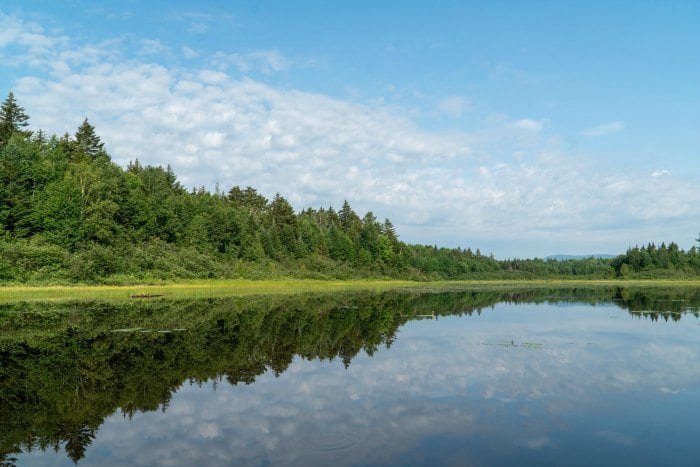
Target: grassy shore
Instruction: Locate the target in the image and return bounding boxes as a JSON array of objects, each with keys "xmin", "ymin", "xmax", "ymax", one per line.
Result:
[{"xmin": 2, "ymin": 278, "xmax": 700, "ymax": 303}]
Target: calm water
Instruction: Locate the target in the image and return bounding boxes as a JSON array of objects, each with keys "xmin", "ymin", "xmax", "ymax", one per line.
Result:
[{"xmin": 2, "ymin": 287, "xmax": 700, "ymax": 466}]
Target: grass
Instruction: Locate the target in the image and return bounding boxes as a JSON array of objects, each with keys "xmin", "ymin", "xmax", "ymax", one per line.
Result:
[
  {"xmin": 1, "ymin": 278, "xmax": 700, "ymax": 304},
  {"xmin": 0, "ymin": 279, "xmax": 418, "ymax": 303}
]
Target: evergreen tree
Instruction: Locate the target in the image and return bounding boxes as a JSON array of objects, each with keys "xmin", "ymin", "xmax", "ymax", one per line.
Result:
[
  {"xmin": 382, "ymin": 218, "xmax": 397, "ymax": 239},
  {"xmin": 32, "ymin": 129, "xmax": 47, "ymax": 145},
  {"xmin": 0, "ymin": 92, "xmax": 30, "ymax": 146},
  {"xmin": 127, "ymin": 159, "xmax": 143, "ymax": 173},
  {"xmin": 268, "ymin": 193, "xmax": 298, "ymax": 254},
  {"xmin": 0, "ymin": 138, "xmax": 39, "ymax": 235},
  {"xmin": 338, "ymin": 200, "xmax": 361, "ymax": 235},
  {"xmin": 325, "ymin": 206, "xmax": 341, "ymax": 228},
  {"xmin": 359, "ymin": 212, "xmax": 381, "ymax": 261},
  {"xmin": 328, "ymin": 224, "xmax": 355, "ymax": 262},
  {"xmin": 239, "ymin": 215, "xmax": 266, "ymax": 260},
  {"xmin": 228, "ymin": 186, "xmax": 269, "ymax": 217},
  {"xmin": 74, "ymin": 118, "xmax": 105, "ymax": 159}
]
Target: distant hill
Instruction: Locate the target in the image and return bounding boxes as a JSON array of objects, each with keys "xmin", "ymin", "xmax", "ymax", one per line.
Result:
[{"xmin": 546, "ymin": 254, "xmax": 617, "ymax": 261}]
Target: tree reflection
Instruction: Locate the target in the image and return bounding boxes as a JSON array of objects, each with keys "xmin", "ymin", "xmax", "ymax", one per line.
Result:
[
  {"xmin": 65, "ymin": 426, "xmax": 96, "ymax": 464},
  {"xmin": 1, "ymin": 286, "xmax": 699, "ymax": 463}
]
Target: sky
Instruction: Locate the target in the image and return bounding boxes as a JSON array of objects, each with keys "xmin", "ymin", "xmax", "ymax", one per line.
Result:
[{"xmin": 1, "ymin": 0, "xmax": 699, "ymax": 258}]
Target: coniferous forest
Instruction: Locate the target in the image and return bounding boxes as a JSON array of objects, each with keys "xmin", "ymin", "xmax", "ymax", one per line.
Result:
[{"xmin": 1, "ymin": 92, "xmax": 699, "ymax": 283}]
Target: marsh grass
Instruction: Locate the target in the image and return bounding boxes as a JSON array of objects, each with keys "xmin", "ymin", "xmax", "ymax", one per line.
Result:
[
  {"xmin": 2, "ymin": 278, "xmax": 700, "ymax": 304},
  {"xmin": 0, "ymin": 279, "xmax": 420, "ymax": 303}
]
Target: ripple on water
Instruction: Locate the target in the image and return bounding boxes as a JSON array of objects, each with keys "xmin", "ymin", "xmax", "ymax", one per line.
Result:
[{"xmin": 300, "ymin": 431, "xmax": 360, "ymax": 452}]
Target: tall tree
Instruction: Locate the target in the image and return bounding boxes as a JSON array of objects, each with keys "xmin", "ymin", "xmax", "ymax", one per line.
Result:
[
  {"xmin": 0, "ymin": 92, "xmax": 30, "ymax": 146},
  {"xmin": 228, "ymin": 186, "xmax": 268, "ymax": 214},
  {"xmin": 32, "ymin": 129, "xmax": 47, "ymax": 145},
  {"xmin": 359, "ymin": 211, "xmax": 381, "ymax": 261},
  {"xmin": 0, "ymin": 138, "xmax": 39, "ymax": 235},
  {"xmin": 338, "ymin": 200, "xmax": 361, "ymax": 236},
  {"xmin": 268, "ymin": 193, "xmax": 298, "ymax": 254},
  {"xmin": 74, "ymin": 118, "xmax": 105, "ymax": 159}
]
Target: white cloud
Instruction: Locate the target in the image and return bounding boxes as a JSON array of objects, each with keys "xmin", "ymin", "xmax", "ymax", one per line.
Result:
[
  {"xmin": 651, "ymin": 169, "xmax": 669, "ymax": 178},
  {"xmin": 188, "ymin": 22, "xmax": 209, "ymax": 34},
  {"xmin": 0, "ymin": 14, "xmax": 68, "ymax": 67},
  {"xmin": 198, "ymin": 69, "xmax": 230, "ymax": 85},
  {"xmin": 512, "ymin": 118, "xmax": 544, "ymax": 132},
  {"xmin": 138, "ymin": 39, "xmax": 169, "ymax": 56},
  {"xmin": 212, "ymin": 49, "xmax": 291, "ymax": 74},
  {"xmin": 582, "ymin": 121, "xmax": 625, "ymax": 137},
  {"xmin": 436, "ymin": 95, "xmax": 470, "ymax": 117},
  {"xmin": 182, "ymin": 46, "xmax": 198, "ymax": 59},
  {"xmin": 203, "ymin": 131, "xmax": 226, "ymax": 148}
]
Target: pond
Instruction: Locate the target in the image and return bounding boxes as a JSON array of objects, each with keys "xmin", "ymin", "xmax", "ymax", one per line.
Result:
[{"xmin": 2, "ymin": 287, "xmax": 699, "ymax": 466}]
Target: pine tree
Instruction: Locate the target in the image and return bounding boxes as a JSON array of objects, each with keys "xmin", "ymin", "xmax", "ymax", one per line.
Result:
[
  {"xmin": 127, "ymin": 159, "xmax": 143, "ymax": 173},
  {"xmin": 0, "ymin": 92, "xmax": 30, "ymax": 146},
  {"xmin": 32, "ymin": 129, "xmax": 47, "ymax": 145},
  {"xmin": 228, "ymin": 186, "xmax": 268, "ymax": 213},
  {"xmin": 338, "ymin": 200, "xmax": 361, "ymax": 235},
  {"xmin": 74, "ymin": 118, "xmax": 104, "ymax": 159},
  {"xmin": 382, "ymin": 218, "xmax": 398, "ymax": 243},
  {"xmin": 269, "ymin": 193, "xmax": 297, "ymax": 254}
]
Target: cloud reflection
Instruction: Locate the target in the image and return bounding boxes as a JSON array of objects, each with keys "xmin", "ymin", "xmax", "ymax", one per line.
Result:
[{"xmin": 45, "ymin": 302, "xmax": 700, "ymax": 467}]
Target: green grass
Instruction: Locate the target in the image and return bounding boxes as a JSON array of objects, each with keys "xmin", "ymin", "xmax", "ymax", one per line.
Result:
[
  {"xmin": 2, "ymin": 278, "xmax": 700, "ymax": 304},
  {"xmin": 0, "ymin": 279, "xmax": 418, "ymax": 303}
]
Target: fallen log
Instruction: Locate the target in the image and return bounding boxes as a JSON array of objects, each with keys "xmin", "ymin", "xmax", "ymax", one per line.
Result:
[{"xmin": 130, "ymin": 293, "xmax": 166, "ymax": 299}]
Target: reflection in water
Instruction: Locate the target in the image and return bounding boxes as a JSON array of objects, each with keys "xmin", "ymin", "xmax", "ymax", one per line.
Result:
[{"xmin": 1, "ymin": 287, "xmax": 700, "ymax": 466}]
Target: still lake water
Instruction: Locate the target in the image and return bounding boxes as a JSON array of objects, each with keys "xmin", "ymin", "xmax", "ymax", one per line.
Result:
[{"xmin": 2, "ymin": 287, "xmax": 700, "ymax": 466}]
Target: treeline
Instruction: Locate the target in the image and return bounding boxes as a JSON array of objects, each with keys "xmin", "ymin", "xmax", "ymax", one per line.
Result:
[
  {"xmin": 612, "ymin": 242, "xmax": 700, "ymax": 278},
  {"xmin": 1, "ymin": 91, "xmax": 699, "ymax": 282}
]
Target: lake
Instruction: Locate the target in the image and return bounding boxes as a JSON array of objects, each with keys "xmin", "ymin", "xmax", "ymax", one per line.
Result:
[{"xmin": 2, "ymin": 286, "xmax": 699, "ymax": 466}]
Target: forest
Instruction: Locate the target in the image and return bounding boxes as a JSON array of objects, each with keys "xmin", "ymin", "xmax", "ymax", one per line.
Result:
[{"xmin": 1, "ymin": 91, "xmax": 699, "ymax": 283}]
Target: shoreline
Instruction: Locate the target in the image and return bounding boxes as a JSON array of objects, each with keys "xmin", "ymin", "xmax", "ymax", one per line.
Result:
[{"xmin": 2, "ymin": 278, "xmax": 700, "ymax": 303}]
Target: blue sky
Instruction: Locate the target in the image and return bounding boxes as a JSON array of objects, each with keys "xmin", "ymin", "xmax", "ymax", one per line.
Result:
[{"xmin": 1, "ymin": 1, "xmax": 699, "ymax": 257}]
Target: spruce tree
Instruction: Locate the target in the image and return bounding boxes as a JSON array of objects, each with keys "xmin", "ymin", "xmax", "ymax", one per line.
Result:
[
  {"xmin": 0, "ymin": 92, "xmax": 30, "ymax": 146},
  {"xmin": 74, "ymin": 118, "xmax": 104, "ymax": 159},
  {"xmin": 382, "ymin": 218, "xmax": 398, "ymax": 243},
  {"xmin": 32, "ymin": 129, "xmax": 47, "ymax": 145},
  {"xmin": 338, "ymin": 200, "xmax": 361, "ymax": 234}
]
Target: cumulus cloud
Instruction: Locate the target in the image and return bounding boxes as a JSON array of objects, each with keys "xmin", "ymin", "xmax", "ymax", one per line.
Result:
[
  {"xmin": 582, "ymin": 121, "xmax": 625, "ymax": 137},
  {"xmin": 0, "ymin": 14, "xmax": 68, "ymax": 67},
  {"xmin": 3, "ymin": 14, "xmax": 700, "ymax": 256}
]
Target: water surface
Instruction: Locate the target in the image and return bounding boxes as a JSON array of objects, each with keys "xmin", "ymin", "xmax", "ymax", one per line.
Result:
[{"xmin": 2, "ymin": 287, "xmax": 699, "ymax": 466}]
